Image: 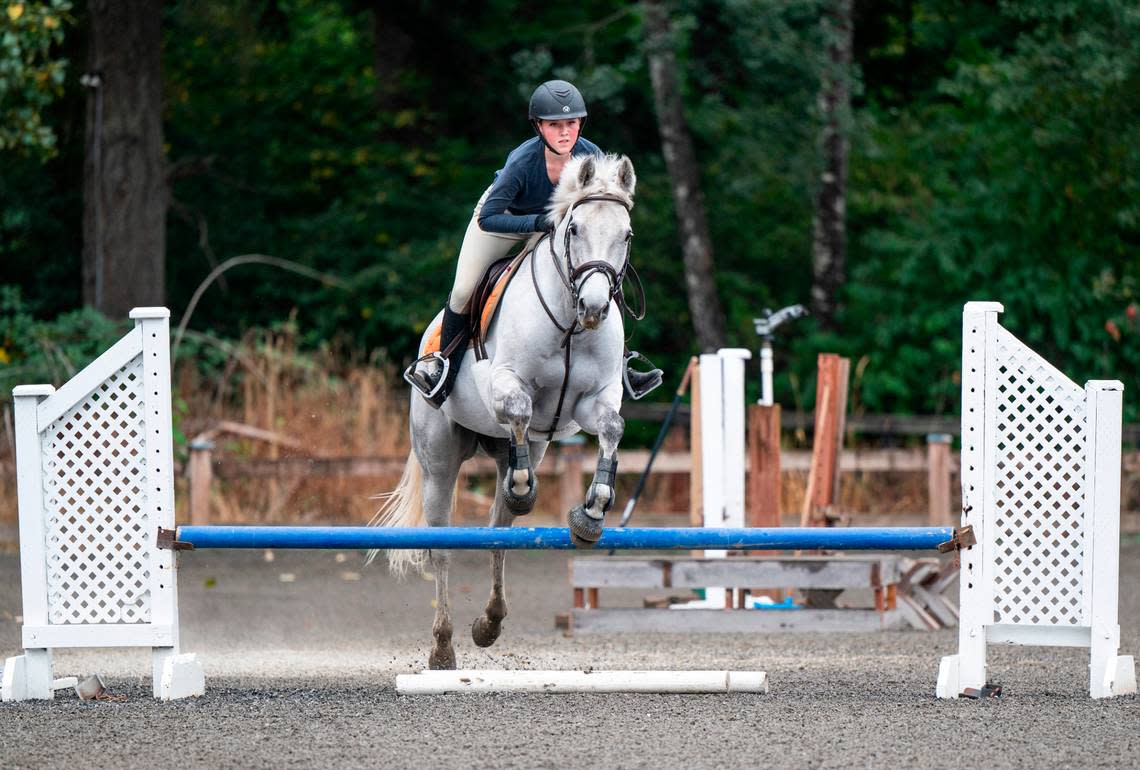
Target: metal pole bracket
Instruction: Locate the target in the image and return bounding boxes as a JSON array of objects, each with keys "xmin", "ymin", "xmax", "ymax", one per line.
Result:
[
  {"xmin": 937, "ymin": 525, "xmax": 976, "ymax": 557},
  {"xmin": 156, "ymin": 527, "xmax": 194, "ymax": 551}
]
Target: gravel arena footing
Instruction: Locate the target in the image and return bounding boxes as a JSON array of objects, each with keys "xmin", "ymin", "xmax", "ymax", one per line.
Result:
[{"xmin": 3, "ymin": 541, "xmax": 1139, "ymax": 769}]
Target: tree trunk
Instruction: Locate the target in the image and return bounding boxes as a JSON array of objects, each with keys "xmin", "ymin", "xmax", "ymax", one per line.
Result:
[
  {"xmin": 810, "ymin": 0, "xmax": 853, "ymax": 332},
  {"xmin": 642, "ymin": 0, "xmax": 726, "ymax": 353},
  {"xmin": 82, "ymin": 0, "xmax": 167, "ymax": 317}
]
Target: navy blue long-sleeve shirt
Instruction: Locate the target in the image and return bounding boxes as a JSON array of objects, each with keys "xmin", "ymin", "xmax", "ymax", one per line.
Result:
[{"xmin": 477, "ymin": 136, "xmax": 602, "ymax": 234}]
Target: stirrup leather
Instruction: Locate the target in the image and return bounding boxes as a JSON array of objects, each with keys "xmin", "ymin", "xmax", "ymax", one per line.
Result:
[
  {"xmin": 623, "ymin": 350, "xmax": 663, "ymax": 400},
  {"xmin": 403, "ymin": 351, "xmax": 451, "ymax": 400}
]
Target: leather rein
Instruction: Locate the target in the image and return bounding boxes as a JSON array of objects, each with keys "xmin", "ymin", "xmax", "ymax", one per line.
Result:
[{"xmin": 527, "ymin": 193, "xmax": 646, "ymax": 440}]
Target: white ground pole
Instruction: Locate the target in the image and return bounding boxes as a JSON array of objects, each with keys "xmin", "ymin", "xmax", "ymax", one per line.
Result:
[
  {"xmin": 935, "ymin": 302, "xmax": 1136, "ymax": 698},
  {"xmin": 2, "ymin": 308, "xmax": 204, "ymax": 702},
  {"xmin": 396, "ymin": 670, "xmax": 770, "ymax": 695},
  {"xmin": 674, "ymin": 349, "xmax": 752, "ymax": 610}
]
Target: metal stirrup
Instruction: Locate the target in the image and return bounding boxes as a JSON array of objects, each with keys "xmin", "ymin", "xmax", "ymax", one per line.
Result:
[{"xmin": 403, "ymin": 352, "xmax": 450, "ymax": 399}]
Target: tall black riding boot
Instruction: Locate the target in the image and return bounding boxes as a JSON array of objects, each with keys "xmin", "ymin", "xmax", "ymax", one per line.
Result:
[{"xmin": 406, "ymin": 307, "xmax": 471, "ymax": 409}]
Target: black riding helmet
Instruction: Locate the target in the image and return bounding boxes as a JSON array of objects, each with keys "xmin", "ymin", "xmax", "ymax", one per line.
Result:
[{"xmin": 529, "ymin": 80, "xmax": 587, "ymax": 155}]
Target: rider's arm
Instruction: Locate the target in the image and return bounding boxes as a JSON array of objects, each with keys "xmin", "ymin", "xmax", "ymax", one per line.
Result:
[{"xmin": 477, "ymin": 170, "xmax": 544, "ymax": 234}]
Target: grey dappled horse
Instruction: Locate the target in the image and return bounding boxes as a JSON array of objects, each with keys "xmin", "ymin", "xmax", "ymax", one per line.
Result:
[{"xmin": 371, "ymin": 154, "xmax": 638, "ymax": 670}]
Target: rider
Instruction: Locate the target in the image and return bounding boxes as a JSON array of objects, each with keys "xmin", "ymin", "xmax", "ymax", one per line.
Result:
[{"xmin": 406, "ymin": 79, "xmax": 661, "ymax": 407}]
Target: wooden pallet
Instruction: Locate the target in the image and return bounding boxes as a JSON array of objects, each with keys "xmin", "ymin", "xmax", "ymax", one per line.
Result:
[{"xmin": 561, "ymin": 555, "xmax": 958, "ymax": 634}]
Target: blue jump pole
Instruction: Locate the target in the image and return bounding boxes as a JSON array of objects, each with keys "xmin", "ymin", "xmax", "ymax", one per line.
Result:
[{"xmin": 173, "ymin": 526, "xmax": 954, "ymax": 552}]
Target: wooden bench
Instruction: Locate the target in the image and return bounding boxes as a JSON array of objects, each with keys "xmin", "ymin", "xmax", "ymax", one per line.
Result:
[{"xmin": 561, "ymin": 554, "xmax": 958, "ymax": 634}]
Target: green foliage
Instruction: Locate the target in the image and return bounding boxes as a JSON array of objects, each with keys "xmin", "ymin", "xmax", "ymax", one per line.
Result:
[
  {"xmin": 0, "ymin": 285, "xmax": 125, "ymax": 399},
  {"xmin": 836, "ymin": 0, "xmax": 1140, "ymax": 421},
  {"xmin": 2, "ymin": 0, "xmax": 1138, "ymax": 425},
  {"xmin": 0, "ymin": 0, "xmax": 71, "ymax": 155}
]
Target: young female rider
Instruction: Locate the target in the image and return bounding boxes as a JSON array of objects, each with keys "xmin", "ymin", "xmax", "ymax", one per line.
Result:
[{"xmin": 406, "ymin": 79, "xmax": 661, "ymax": 407}]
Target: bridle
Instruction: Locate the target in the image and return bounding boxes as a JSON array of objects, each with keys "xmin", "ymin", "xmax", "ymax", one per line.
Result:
[
  {"xmin": 530, "ymin": 193, "xmax": 645, "ymax": 337},
  {"xmin": 527, "ymin": 193, "xmax": 647, "ymax": 440}
]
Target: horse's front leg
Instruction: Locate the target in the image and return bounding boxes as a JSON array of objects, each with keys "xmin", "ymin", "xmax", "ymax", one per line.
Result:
[
  {"xmin": 568, "ymin": 389, "xmax": 624, "ymax": 547},
  {"xmin": 490, "ymin": 368, "xmax": 537, "ymax": 514}
]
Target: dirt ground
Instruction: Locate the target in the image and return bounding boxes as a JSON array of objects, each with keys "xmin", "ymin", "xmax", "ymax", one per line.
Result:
[{"xmin": 2, "ymin": 539, "xmax": 1139, "ymax": 770}]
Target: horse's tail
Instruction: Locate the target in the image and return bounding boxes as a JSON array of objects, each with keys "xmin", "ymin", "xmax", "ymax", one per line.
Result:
[{"xmin": 365, "ymin": 451, "xmax": 426, "ymax": 576}]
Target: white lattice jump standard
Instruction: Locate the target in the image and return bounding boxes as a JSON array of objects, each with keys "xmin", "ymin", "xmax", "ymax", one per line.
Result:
[
  {"xmin": 1, "ymin": 303, "xmax": 1135, "ymax": 700},
  {"xmin": 937, "ymin": 302, "xmax": 1135, "ymax": 698},
  {"xmin": 1, "ymin": 309, "xmax": 204, "ymax": 701}
]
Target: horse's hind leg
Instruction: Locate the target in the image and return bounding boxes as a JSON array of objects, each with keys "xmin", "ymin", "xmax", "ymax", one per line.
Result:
[
  {"xmin": 414, "ymin": 403, "xmax": 477, "ymax": 670},
  {"xmin": 472, "ymin": 440, "xmax": 548, "ymax": 648},
  {"xmin": 471, "ymin": 491, "xmax": 510, "ymax": 648},
  {"xmin": 490, "ymin": 369, "xmax": 537, "ymax": 513}
]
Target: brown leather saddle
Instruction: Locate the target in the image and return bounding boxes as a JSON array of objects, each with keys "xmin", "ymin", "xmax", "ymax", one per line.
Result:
[{"xmin": 420, "ymin": 249, "xmax": 529, "ymax": 360}]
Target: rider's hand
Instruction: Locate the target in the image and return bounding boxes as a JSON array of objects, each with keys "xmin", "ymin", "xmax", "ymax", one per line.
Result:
[{"xmin": 534, "ymin": 213, "xmax": 555, "ymax": 233}]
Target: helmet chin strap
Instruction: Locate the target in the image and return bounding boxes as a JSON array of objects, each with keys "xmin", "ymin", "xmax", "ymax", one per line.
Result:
[{"xmin": 532, "ymin": 119, "xmax": 586, "ymax": 157}]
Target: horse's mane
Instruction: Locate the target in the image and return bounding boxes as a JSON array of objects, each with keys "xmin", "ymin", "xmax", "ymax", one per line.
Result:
[{"xmin": 547, "ymin": 153, "xmax": 635, "ymax": 223}]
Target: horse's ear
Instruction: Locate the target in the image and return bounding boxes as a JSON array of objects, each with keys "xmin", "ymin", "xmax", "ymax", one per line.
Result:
[
  {"xmin": 616, "ymin": 156, "xmax": 636, "ymax": 196},
  {"xmin": 577, "ymin": 155, "xmax": 596, "ymax": 187}
]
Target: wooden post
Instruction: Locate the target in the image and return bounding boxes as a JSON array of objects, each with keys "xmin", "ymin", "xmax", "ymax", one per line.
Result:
[
  {"xmin": 188, "ymin": 438, "xmax": 214, "ymax": 526},
  {"xmin": 807, "ymin": 353, "xmax": 849, "ymax": 525},
  {"xmin": 559, "ymin": 438, "xmax": 586, "ymax": 518},
  {"xmin": 800, "ymin": 384, "xmax": 830, "ymax": 528},
  {"xmin": 927, "ymin": 433, "xmax": 952, "ymax": 526},
  {"xmin": 830, "ymin": 356, "xmax": 850, "ymax": 506},
  {"xmin": 747, "ymin": 404, "xmax": 781, "ymax": 528},
  {"xmin": 748, "ymin": 403, "xmax": 783, "ymax": 598}
]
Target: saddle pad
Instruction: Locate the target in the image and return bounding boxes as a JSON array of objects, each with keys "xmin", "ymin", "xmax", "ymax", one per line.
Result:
[{"xmin": 421, "ymin": 250, "xmax": 529, "ymax": 356}]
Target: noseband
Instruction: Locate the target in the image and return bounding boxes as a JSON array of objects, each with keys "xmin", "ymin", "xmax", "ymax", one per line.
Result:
[{"xmin": 530, "ymin": 194, "xmax": 645, "ymax": 336}]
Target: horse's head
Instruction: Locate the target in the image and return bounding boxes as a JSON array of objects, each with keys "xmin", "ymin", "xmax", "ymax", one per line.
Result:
[{"xmin": 548, "ymin": 154, "xmax": 636, "ymax": 330}]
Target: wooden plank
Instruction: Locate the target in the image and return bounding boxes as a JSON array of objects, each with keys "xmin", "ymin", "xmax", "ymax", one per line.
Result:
[
  {"xmin": 178, "ymin": 445, "xmax": 1140, "ymax": 486},
  {"xmin": 571, "ymin": 559, "xmax": 668, "ymax": 588},
  {"xmin": 212, "ymin": 456, "xmax": 409, "ymax": 480},
  {"xmin": 911, "ymin": 585, "xmax": 959, "ymax": 627},
  {"xmin": 670, "ymin": 560, "xmax": 885, "ymax": 589},
  {"xmin": 192, "ymin": 447, "xmax": 982, "ymax": 482},
  {"xmin": 570, "ymin": 557, "xmax": 903, "ymax": 590},
  {"xmin": 569, "ymin": 608, "xmax": 906, "ymax": 634},
  {"xmin": 624, "ymin": 406, "xmax": 1140, "ymax": 445},
  {"xmin": 896, "ymin": 595, "xmax": 941, "ymax": 631}
]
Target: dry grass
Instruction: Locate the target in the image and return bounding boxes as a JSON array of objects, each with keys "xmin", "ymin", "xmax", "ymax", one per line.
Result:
[
  {"xmin": 173, "ymin": 325, "xmax": 412, "ymax": 525},
  {"xmin": 1, "ymin": 324, "xmax": 1136, "ymax": 528}
]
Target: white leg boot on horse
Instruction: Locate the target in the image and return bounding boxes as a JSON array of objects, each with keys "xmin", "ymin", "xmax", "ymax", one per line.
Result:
[{"xmin": 568, "ymin": 389, "xmax": 625, "ymax": 546}]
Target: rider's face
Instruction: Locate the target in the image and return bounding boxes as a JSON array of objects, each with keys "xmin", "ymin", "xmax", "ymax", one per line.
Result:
[{"xmin": 538, "ymin": 118, "xmax": 581, "ymax": 154}]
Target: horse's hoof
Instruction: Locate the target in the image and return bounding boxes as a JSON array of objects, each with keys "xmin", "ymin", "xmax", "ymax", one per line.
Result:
[
  {"xmin": 502, "ymin": 476, "xmax": 538, "ymax": 515},
  {"xmin": 471, "ymin": 616, "xmax": 503, "ymax": 648},
  {"xmin": 568, "ymin": 505, "xmax": 602, "ymax": 548},
  {"xmin": 429, "ymin": 645, "xmax": 456, "ymax": 670}
]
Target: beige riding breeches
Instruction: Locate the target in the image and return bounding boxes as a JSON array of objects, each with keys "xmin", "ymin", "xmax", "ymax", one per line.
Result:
[{"xmin": 447, "ymin": 185, "xmax": 530, "ymax": 312}]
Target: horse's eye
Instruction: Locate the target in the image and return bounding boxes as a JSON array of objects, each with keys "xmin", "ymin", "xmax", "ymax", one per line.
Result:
[
  {"xmin": 568, "ymin": 224, "xmax": 578, "ymax": 237},
  {"xmin": 626, "ymin": 230, "xmax": 634, "ymax": 241}
]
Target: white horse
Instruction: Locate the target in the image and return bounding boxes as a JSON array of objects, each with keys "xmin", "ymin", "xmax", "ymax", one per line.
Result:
[{"xmin": 373, "ymin": 153, "xmax": 638, "ymax": 669}]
